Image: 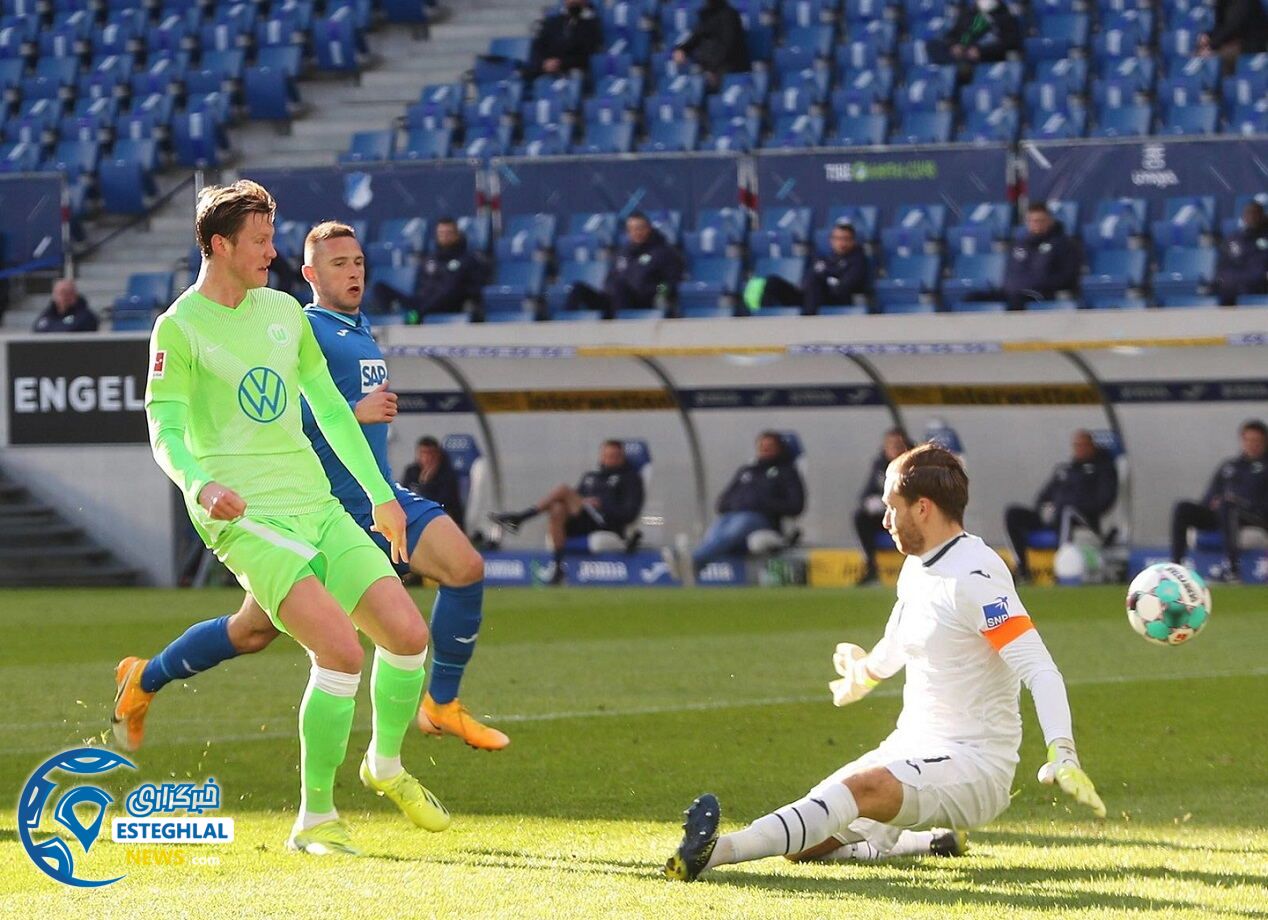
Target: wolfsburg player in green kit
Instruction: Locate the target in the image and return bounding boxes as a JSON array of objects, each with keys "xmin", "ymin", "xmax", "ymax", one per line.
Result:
[{"xmin": 145, "ymin": 180, "xmax": 449, "ymax": 856}]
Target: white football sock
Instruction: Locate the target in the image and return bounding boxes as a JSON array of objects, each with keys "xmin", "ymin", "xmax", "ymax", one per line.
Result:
[
  {"xmin": 295, "ymin": 808, "xmax": 339, "ymax": 833},
  {"xmin": 820, "ymin": 830, "xmax": 936, "ymax": 862},
  {"xmin": 706, "ymin": 782, "xmax": 859, "ymax": 869}
]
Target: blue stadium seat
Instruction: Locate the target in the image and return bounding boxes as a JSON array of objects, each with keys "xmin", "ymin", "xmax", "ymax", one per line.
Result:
[
  {"xmin": 1090, "ymin": 27, "xmax": 1145, "ymax": 61},
  {"xmin": 970, "ymin": 60, "xmax": 1024, "ymax": 94},
  {"xmin": 482, "ymin": 260, "xmax": 546, "ymax": 315},
  {"xmin": 874, "ymin": 253, "xmax": 939, "ymax": 305},
  {"xmin": 1150, "ymin": 196, "xmax": 1215, "ymax": 253},
  {"xmin": 113, "ymin": 271, "xmax": 174, "ymax": 315},
  {"xmin": 880, "ymin": 301, "xmax": 936, "ymax": 314},
  {"xmin": 524, "ymin": 96, "xmax": 571, "ymax": 127},
  {"xmin": 1155, "ymin": 293, "xmax": 1219, "ymax": 308},
  {"xmin": 532, "ymin": 74, "xmax": 584, "ymax": 110},
  {"xmin": 1024, "ymin": 109, "xmax": 1087, "ymax": 140},
  {"xmin": 244, "ymin": 65, "xmax": 300, "ymax": 120},
  {"xmin": 566, "ymin": 212, "xmax": 619, "ymax": 245},
  {"xmin": 957, "ymin": 202, "xmax": 1012, "ymax": 239},
  {"xmin": 1158, "ymin": 101, "xmax": 1218, "ymax": 136},
  {"xmin": 515, "ymin": 124, "xmax": 571, "ymax": 157},
  {"xmin": 1034, "ymin": 58, "xmax": 1088, "ymax": 93},
  {"xmin": 891, "ymin": 110, "xmax": 951, "ymax": 144},
  {"xmin": 678, "ymin": 256, "xmax": 743, "ymax": 310},
  {"xmin": 396, "ymin": 127, "xmax": 451, "ymax": 160},
  {"xmin": 1092, "ymin": 104, "xmax": 1151, "ymax": 137},
  {"xmin": 959, "ymin": 82, "xmax": 1013, "ymax": 114},
  {"xmin": 767, "ymin": 114, "xmax": 826, "ymax": 148},
  {"xmin": 503, "ymin": 213, "xmax": 557, "ymax": 251},
  {"xmin": 596, "ymin": 74, "xmax": 647, "ymax": 107},
  {"xmin": 947, "ymin": 299, "xmax": 1007, "ymax": 313},
  {"xmin": 0, "ymin": 142, "xmax": 40, "ymax": 172},
  {"xmin": 571, "ymin": 122, "xmax": 633, "ymax": 154},
  {"xmin": 941, "ymin": 252, "xmax": 1005, "ymax": 304},
  {"xmin": 98, "ymin": 157, "xmax": 156, "ymax": 214},
  {"xmin": 782, "ymin": 24, "xmax": 836, "ymax": 57},
  {"xmin": 43, "ymin": 138, "xmax": 97, "ymax": 178},
  {"xmin": 639, "ymin": 120, "xmax": 699, "ymax": 152},
  {"xmin": 1092, "ymin": 77, "xmax": 1146, "ymax": 110},
  {"xmin": 340, "ymin": 129, "xmax": 394, "ymax": 162},
  {"xmin": 1026, "ymin": 299, "xmax": 1080, "ymax": 312},
  {"xmin": 1153, "ymin": 247, "xmax": 1217, "ymax": 300},
  {"xmin": 1026, "ymin": 14, "xmax": 1090, "ymax": 60},
  {"xmin": 829, "ymin": 113, "xmax": 887, "ymax": 146},
  {"xmin": 312, "ymin": 7, "xmax": 364, "ymax": 73},
  {"xmin": 750, "ymin": 229, "xmax": 801, "ymax": 259},
  {"xmin": 1081, "ymin": 249, "xmax": 1147, "ymax": 302},
  {"xmin": 370, "ymin": 264, "xmax": 418, "ymax": 313},
  {"xmin": 545, "ymin": 260, "xmax": 609, "ymax": 316},
  {"xmin": 758, "ymin": 207, "xmax": 813, "ymax": 242},
  {"xmin": 170, "ymin": 112, "xmax": 228, "ymax": 167}
]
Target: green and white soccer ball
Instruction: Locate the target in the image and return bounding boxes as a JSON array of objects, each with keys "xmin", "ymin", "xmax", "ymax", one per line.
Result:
[{"xmin": 1126, "ymin": 563, "xmax": 1212, "ymax": 646}]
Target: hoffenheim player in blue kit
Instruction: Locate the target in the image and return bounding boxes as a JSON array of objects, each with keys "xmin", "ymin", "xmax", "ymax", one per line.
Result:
[{"xmin": 114, "ymin": 221, "xmax": 508, "ymax": 753}]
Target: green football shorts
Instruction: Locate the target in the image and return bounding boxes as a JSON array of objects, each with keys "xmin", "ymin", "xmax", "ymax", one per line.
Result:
[{"xmin": 207, "ymin": 501, "xmax": 398, "ymax": 633}]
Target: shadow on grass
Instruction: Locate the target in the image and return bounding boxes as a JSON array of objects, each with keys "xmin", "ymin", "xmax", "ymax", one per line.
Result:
[
  {"xmin": 980, "ymin": 827, "xmax": 1268, "ymax": 856},
  {"xmin": 427, "ymin": 845, "xmax": 1267, "ymax": 917}
]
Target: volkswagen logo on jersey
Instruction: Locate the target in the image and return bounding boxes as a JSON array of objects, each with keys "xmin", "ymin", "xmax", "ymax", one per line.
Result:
[
  {"xmin": 238, "ymin": 367, "xmax": 287, "ymax": 423},
  {"xmin": 18, "ymin": 748, "xmax": 135, "ymax": 888}
]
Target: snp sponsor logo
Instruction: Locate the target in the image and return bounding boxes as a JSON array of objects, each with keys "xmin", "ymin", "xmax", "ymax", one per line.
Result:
[{"xmin": 982, "ymin": 596, "xmax": 1012, "ymax": 629}]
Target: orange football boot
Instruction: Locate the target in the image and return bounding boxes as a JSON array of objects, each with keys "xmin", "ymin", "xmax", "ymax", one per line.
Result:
[
  {"xmin": 111, "ymin": 656, "xmax": 155, "ymax": 752},
  {"xmin": 417, "ymin": 693, "xmax": 509, "ymax": 751}
]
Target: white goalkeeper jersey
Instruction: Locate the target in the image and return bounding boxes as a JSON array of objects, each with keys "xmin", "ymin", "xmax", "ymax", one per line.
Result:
[{"xmin": 868, "ymin": 532, "xmax": 1037, "ymax": 771}]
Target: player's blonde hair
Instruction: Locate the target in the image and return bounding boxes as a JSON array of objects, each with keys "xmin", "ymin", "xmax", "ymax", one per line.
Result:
[
  {"xmin": 304, "ymin": 220, "xmax": 359, "ymax": 263},
  {"xmin": 891, "ymin": 443, "xmax": 969, "ymax": 524},
  {"xmin": 195, "ymin": 180, "xmax": 276, "ymax": 258}
]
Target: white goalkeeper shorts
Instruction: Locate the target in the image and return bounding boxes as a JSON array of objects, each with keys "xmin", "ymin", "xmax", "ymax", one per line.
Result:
[{"xmin": 810, "ymin": 733, "xmax": 1015, "ymax": 847}]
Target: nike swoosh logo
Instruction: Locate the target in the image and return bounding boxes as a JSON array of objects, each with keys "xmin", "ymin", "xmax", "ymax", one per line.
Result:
[
  {"xmin": 205, "ymin": 344, "xmax": 221, "ymax": 354},
  {"xmin": 971, "ymin": 570, "xmax": 990, "ymax": 578},
  {"xmin": 454, "ymin": 633, "xmax": 479, "ymax": 644}
]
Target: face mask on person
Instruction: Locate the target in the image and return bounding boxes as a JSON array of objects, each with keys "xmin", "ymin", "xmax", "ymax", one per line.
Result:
[{"xmin": 976, "ymin": 0, "xmax": 998, "ymax": 11}]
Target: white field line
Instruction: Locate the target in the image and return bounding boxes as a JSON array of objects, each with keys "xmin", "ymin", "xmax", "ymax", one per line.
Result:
[{"xmin": 3, "ymin": 665, "xmax": 1268, "ymax": 756}]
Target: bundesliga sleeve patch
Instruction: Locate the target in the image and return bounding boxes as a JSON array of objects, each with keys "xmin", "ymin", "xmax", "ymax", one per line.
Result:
[{"xmin": 152, "ymin": 351, "xmax": 166, "ymax": 379}]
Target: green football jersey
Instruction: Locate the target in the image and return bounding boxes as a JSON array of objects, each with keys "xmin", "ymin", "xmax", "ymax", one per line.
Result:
[{"xmin": 145, "ymin": 286, "xmax": 394, "ymax": 526}]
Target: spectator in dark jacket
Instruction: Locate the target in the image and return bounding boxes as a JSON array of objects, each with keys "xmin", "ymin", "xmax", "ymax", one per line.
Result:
[
  {"xmin": 1215, "ymin": 201, "xmax": 1268, "ymax": 305},
  {"xmin": 411, "ymin": 217, "xmax": 486, "ymax": 318},
  {"xmin": 692, "ymin": 431, "xmax": 806, "ymax": 569},
  {"xmin": 1005, "ymin": 429, "xmax": 1119, "ymax": 580},
  {"xmin": 854, "ymin": 428, "xmax": 913, "ymax": 583},
  {"xmin": 490, "ymin": 439, "xmax": 645, "ymax": 584},
  {"xmin": 565, "ymin": 212, "xmax": 684, "ymax": 317},
  {"xmin": 33, "ymin": 279, "xmax": 98, "ymax": 333},
  {"xmin": 402, "ymin": 435, "xmax": 466, "ymax": 532},
  {"xmin": 756, "ymin": 221, "xmax": 871, "ymax": 313},
  {"xmin": 529, "ymin": 0, "xmax": 604, "ymax": 79},
  {"xmin": 942, "ymin": 0, "xmax": 1022, "ymax": 65},
  {"xmin": 673, "ymin": 0, "xmax": 751, "ymax": 88},
  {"xmin": 1171, "ymin": 419, "xmax": 1268, "ymax": 580},
  {"xmin": 1001, "ymin": 203, "xmax": 1082, "ymax": 311},
  {"xmin": 1199, "ymin": 0, "xmax": 1268, "ymax": 68}
]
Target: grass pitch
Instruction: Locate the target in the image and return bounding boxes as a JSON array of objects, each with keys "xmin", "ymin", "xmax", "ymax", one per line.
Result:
[{"xmin": 1, "ymin": 585, "xmax": 1266, "ymax": 918}]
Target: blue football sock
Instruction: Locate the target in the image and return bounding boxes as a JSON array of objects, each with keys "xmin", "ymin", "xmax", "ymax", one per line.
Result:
[
  {"xmin": 140, "ymin": 615, "xmax": 238, "ymax": 693},
  {"xmin": 427, "ymin": 581, "xmax": 484, "ymax": 704}
]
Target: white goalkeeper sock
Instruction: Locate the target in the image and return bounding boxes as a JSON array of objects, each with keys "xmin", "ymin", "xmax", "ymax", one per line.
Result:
[
  {"xmin": 706, "ymin": 782, "xmax": 859, "ymax": 869},
  {"xmin": 821, "ymin": 830, "xmax": 937, "ymax": 862}
]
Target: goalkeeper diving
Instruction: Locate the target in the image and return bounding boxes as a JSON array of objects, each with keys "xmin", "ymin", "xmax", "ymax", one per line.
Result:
[{"xmin": 666, "ymin": 442, "xmax": 1105, "ymax": 880}]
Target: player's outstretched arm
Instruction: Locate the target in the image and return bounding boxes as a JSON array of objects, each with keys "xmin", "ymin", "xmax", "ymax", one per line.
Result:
[
  {"xmin": 296, "ymin": 320, "xmax": 395, "ymax": 510},
  {"xmin": 828, "ymin": 600, "xmax": 906, "ymax": 707},
  {"xmin": 997, "ymin": 630, "xmax": 1106, "ymax": 818}
]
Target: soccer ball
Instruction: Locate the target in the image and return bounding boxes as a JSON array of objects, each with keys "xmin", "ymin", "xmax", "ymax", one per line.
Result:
[{"xmin": 1126, "ymin": 563, "xmax": 1212, "ymax": 646}]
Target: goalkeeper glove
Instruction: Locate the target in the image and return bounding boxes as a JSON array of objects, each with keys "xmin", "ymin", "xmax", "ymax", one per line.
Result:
[
  {"xmin": 1037, "ymin": 739, "xmax": 1106, "ymax": 818},
  {"xmin": 829, "ymin": 642, "xmax": 880, "ymax": 707}
]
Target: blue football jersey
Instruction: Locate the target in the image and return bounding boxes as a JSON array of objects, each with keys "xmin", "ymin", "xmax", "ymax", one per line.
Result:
[{"xmin": 300, "ymin": 305, "xmax": 393, "ymax": 518}]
